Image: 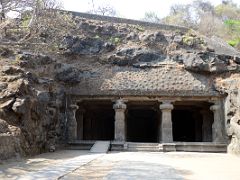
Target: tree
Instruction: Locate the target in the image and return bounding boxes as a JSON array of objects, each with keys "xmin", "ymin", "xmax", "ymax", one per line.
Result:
[
  {"xmin": 88, "ymin": 0, "xmax": 117, "ymax": 16},
  {"xmin": 224, "ymin": 19, "xmax": 240, "ymax": 47},
  {"xmin": 0, "ymin": 0, "xmax": 63, "ymax": 38},
  {"xmin": 162, "ymin": 4, "xmax": 195, "ymax": 28},
  {"xmin": 162, "ymin": 1, "xmax": 214, "ymax": 28},
  {"xmin": 0, "ymin": 0, "xmax": 26, "ymax": 21},
  {"xmin": 18, "ymin": 0, "xmax": 76, "ymax": 48},
  {"xmin": 161, "ymin": 0, "xmax": 240, "ymax": 50},
  {"xmin": 215, "ymin": 0, "xmax": 240, "ymax": 20},
  {"xmin": 26, "ymin": 0, "xmax": 62, "ymax": 28},
  {"xmin": 198, "ymin": 12, "xmax": 223, "ymax": 36},
  {"xmin": 0, "ymin": 0, "xmax": 76, "ymax": 52},
  {"xmin": 0, "ymin": 0, "xmax": 29, "ymax": 36},
  {"xmin": 142, "ymin": 11, "xmax": 160, "ymax": 23},
  {"xmin": 95, "ymin": 5, "xmax": 116, "ymax": 16}
]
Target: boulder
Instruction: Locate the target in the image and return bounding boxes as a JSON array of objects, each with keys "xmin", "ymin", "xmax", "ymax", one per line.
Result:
[
  {"xmin": 2, "ymin": 66, "xmax": 24, "ymax": 75},
  {"xmin": 55, "ymin": 65, "xmax": 81, "ymax": 83},
  {"xmin": 0, "ymin": 82, "xmax": 8, "ymax": 92},
  {"xmin": 12, "ymin": 98, "xmax": 27, "ymax": 114},
  {"xmin": 17, "ymin": 53, "xmax": 53, "ymax": 68},
  {"xmin": 0, "ymin": 119, "xmax": 9, "ymax": 133},
  {"xmin": 234, "ymin": 56, "xmax": 240, "ymax": 64},
  {"xmin": 0, "ymin": 98, "xmax": 15, "ymax": 109},
  {"xmin": 228, "ymin": 116, "xmax": 240, "ymax": 154},
  {"xmin": 54, "ymin": 64, "xmax": 97, "ymax": 83},
  {"xmin": 18, "ymin": 53, "xmax": 53, "ymax": 64},
  {"xmin": 140, "ymin": 31, "xmax": 168, "ymax": 44},
  {"xmin": 37, "ymin": 91, "xmax": 50, "ymax": 102},
  {"xmin": 0, "ymin": 47, "xmax": 13, "ymax": 57},
  {"xmin": 95, "ymin": 24, "xmax": 118, "ymax": 36},
  {"xmin": 173, "ymin": 35, "xmax": 183, "ymax": 43},
  {"xmin": 110, "ymin": 48, "xmax": 167, "ymax": 66},
  {"xmin": 183, "ymin": 52, "xmax": 231, "ymax": 73},
  {"xmin": 126, "ymin": 32, "xmax": 139, "ymax": 41},
  {"xmin": 61, "ymin": 36, "xmax": 114, "ymax": 55}
]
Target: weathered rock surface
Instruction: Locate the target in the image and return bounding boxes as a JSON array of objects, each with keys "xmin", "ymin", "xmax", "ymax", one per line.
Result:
[
  {"xmin": 1, "ymin": 14, "xmax": 240, "ymax": 160},
  {"xmin": 0, "ymin": 119, "xmax": 9, "ymax": 133},
  {"xmin": 214, "ymin": 74, "xmax": 240, "ymax": 154},
  {"xmin": 61, "ymin": 36, "xmax": 115, "ymax": 55},
  {"xmin": 109, "ymin": 48, "xmax": 167, "ymax": 66},
  {"xmin": 17, "ymin": 53, "xmax": 54, "ymax": 68},
  {"xmin": 0, "ymin": 47, "xmax": 13, "ymax": 57},
  {"xmin": 54, "ymin": 63, "xmax": 97, "ymax": 83},
  {"xmin": 183, "ymin": 52, "xmax": 234, "ymax": 73}
]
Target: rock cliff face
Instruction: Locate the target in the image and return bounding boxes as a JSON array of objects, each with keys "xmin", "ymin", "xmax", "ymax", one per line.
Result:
[
  {"xmin": 0, "ymin": 53, "xmax": 66, "ymax": 159},
  {"xmin": 0, "ymin": 13, "xmax": 240, "ymax": 159},
  {"xmin": 215, "ymin": 74, "xmax": 240, "ymax": 154}
]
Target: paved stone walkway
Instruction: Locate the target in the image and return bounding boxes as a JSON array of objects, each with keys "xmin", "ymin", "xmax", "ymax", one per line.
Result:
[
  {"xmin": 0, "ymin": 150, "xmax": 239, "ymax": 180},
  {"xmin": 0, "ymin": 150, "xmax": 103, "ymax": 180}
]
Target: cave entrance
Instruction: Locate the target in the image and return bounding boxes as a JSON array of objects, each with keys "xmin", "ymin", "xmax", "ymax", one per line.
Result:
[
  {"xmin": 76, "ymin": 101, "xmax": 115, "ymax": 140},
  {"xmin": 126, "ymin": 102, "xmax": 159, "ymax": 143},
  {"xmin": 172, "ymin": 102, "xmax": 213, "ymax": 142}
]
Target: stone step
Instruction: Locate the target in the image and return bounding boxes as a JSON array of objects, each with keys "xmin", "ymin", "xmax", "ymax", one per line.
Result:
[
  {"xmin": 127, "ymin": 144, "xmax": 162, "ymax": 147},
  {"xmin": 67, "ymin": 145, "xmax": 92, "ymax": 150},
  {"xmin": 127, "ymin": 142, "xmax": 160, "ymax": 146},
  {"xmin": 127, "ymin": 149, "xmax": 161, "ymax": 152},
  {"xmin": 127, "ymin": 147, "xmax": 163, "ymax": 151},
  {"xmin": 125, "ymin": 142, "xmax": 163, "ymax": 152},
  {"xmin": 90, "ymin": 141, "xmax": 110, "ymax": 153},
  {"xmin": 67, "ymin": 141, "xmax": 95, "ymax": 150},
  {"xmin": 174, "ymin": 142, "xmax": 227, "ymax": 153},
  {"xmin": 127, "ymin": 147, "xmax": 161, "ymax": 149}
]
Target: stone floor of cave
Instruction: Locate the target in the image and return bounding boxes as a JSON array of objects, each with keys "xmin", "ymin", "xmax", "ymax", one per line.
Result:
[{"xmin": 0, "ymin": 150, "xmax": 239, "ymax": 180}]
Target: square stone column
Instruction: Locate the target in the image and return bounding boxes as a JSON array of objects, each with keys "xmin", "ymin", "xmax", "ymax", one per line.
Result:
[
  {"xmin": 210, "ymin": 103, "xmax": 225, "ymax": 143},
  {"xmin": 67, "ymin": 104, "xmax": 78, "ymax": 141},
  {"xmin": 113, "ymin": 99, "xmax": 127, "ymax": 142},
  {"xmin": 159, "ymin": 101, "xmax": 174, "ymax": 143}
]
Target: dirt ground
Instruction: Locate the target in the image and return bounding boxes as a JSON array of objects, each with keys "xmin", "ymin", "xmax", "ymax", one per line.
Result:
[{"xmin": 0, "ymin": 150, "xmax": 239, "ymax": 180}]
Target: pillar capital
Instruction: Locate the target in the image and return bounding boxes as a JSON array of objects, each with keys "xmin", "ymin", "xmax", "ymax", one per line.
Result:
[
  {"xmin": 69, "ymin": 104, "xmax": 79, "ymax": 111},
  {"xmin": 159, "ymin": 101, "xmax": 174, "ymax": 110},
  {"xmin": 210, "ymin": 104, "xmax": 220, "ymax": 112},
  {"xmin": 113, "ymin": 99, "xmax": 127, "ymax": 110}
]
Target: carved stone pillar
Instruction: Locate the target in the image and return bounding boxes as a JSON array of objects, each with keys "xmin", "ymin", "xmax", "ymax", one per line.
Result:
[
  {"xmin": 67, "ymin": 104, "xmax": 78, "ymax": 141},
  {"xmin": 210, "ymin": 103, "xmax": 225, "ymax": 143},
  {"xmin": 113, "ymin": 99, "xmax": 127, "ymax": 142},
  {"xmin": 159, "ymin": 101, "xmax": 174, "ymax": 143},
  {"xmin": 201, "ymin": 109, "xmax": 212, "ymax": 142}
]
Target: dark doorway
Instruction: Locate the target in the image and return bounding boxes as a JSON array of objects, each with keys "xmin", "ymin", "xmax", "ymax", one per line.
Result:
[
  {"xmin": 127, "ymin": 105, "xmax": 159, "ymax": 142},
  {"xmin": 79, "ymin": 101, "xmax": 115, "ymax": 140},
  {"xmin": 172, "ymin": 109, "xmax": 202, "ymax": 142},
  {"xmin": 172, "ymin": 102, "xmax": 213, "ymax": 142}
]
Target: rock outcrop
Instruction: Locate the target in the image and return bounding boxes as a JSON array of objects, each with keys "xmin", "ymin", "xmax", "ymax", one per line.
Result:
[{"xmin": 1, "ymin": 13, "xmax": 240, "ymax": 159}]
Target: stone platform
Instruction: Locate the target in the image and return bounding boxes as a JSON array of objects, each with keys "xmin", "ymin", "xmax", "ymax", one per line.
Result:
[
  {"xmin": 112, "ymin": 142, "xmax": 227, "ymax": 153},
  {"xmin": 68, "ymin": 141, "xmax": 227, "ymax": 153}
]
